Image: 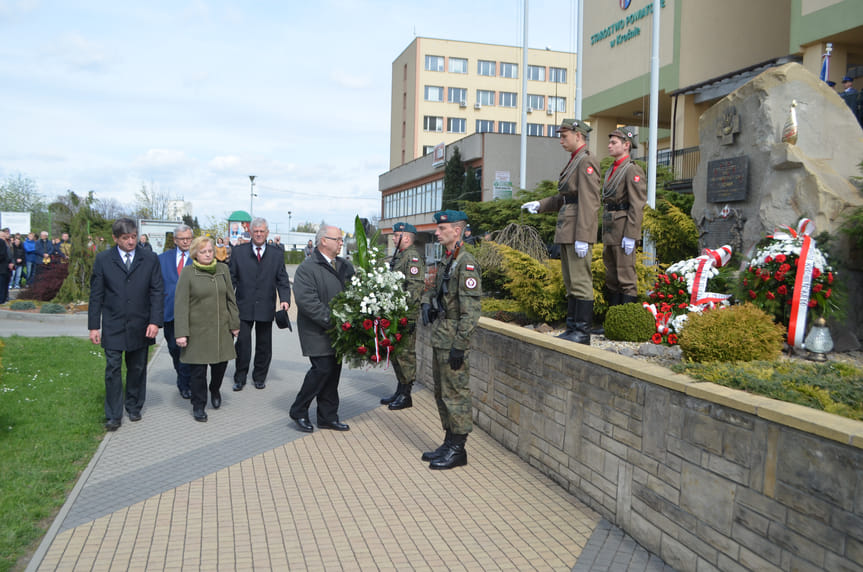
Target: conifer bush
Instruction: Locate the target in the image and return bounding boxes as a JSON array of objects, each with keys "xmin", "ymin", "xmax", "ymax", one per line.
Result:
[
  {"xmin": 679, "ymin": 304, "xmax": 785, "ymax": 363},
  {"xmin": 9, "ymin": 300, "xmax": 36, "ymax": 311},
  {"xmin": 604, "ymin": 302, "xmax": 656, "ymax": 342},
  {"xmin": 39, "ymin": 303, "xmax": 66, "ymax": 314}
]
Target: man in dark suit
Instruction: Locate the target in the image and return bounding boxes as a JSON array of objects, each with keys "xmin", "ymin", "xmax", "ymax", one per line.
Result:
[
  {"xmin": 289, "ymin": 226, "xmax": 354, "ymax": 433},
  {"xmin": 158, "ymin": 224, "xmax": 193, "ymax": 399},
  {"xmin": 229, "ymin": 217, "xmax": 292, "ymax": 391},
  {"xmin": 0, "ymin": 228, "xmax": 12, "ymax": 303},
  {"xmin": 88, "ymin": 218, "xmax": 163, "ymax": 431}
]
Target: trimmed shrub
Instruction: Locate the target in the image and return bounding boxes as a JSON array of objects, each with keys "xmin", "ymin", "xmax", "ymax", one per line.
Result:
[
  {"xmin": 605, "ymin": 302, "xmax": 656, "ymax": 342},
  {"xmin": 679, "ymin": 303, "xmax": 784, "ymax": 363},
  {"xmin": 40, "ymin": 303, "xmax": 66, "ymax": 314},
  {"xmin": 9, "ymin": 300, "xmax": 36, "ymax": 311},
  {"xmin": 19, "ymin": 258, "xmax": 69, "ymax": 301}
]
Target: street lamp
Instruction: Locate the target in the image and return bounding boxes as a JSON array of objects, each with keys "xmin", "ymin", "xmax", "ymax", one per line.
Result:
[
  {"xmin": 249, "ymin": 175, "xmax": 257, "ymax": 217},
  {"xmin": 288, "ymin": 211, "xmax": 292, "ymax": 231}
]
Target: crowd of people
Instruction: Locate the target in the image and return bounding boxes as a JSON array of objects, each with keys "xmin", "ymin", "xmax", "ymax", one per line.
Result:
[{"xmin": 0, "ymin": 229, "xmax": 74, "ymax": 298}]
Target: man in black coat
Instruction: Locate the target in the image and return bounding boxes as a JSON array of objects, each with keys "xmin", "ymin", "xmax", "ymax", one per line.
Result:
[
  {"xmin": 88, "ymin": 218, "xmax": 164, "ymax": 431},
  {"xmin": 289, "ymin": 225, "xmax": 355, "ymax": 433},
  {"xmin": 0, "ymin": 228, "xmax": 12, "ymax": 304},
  {"xmin": 229, "ymin": 217, "xmax": 292, "ymax": 390}
]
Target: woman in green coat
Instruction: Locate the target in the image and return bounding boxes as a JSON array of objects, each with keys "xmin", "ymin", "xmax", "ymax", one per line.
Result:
[{"xmin": 175, "ymin": 236, "xmax": 240, "ymax": 422}]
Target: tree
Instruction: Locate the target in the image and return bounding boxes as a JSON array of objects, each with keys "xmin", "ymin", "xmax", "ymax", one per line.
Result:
[
  {"xmin": 0, "ymin": 174, "xmax": 50, "ymax": 231},
  {"xmin": 295, "ymin": 221, "xmax": 318, "ymax": 233},
  {"xmin": 442, "ymin": 146, "xmax": 465, "ymax": 211},
  {"xmin": 201, "ymin": 214, "xmax": 229, "ymax": 240},
  {"xmin": 93, "ymin": 197, "xmax": 130, "ymax": 220},
  {"xmin": 461, "ymin": 180, "xmax": 559, "ymax": 244},
  {"xmin": 182, "ymin": 215, "xmax": 200, "ymax": 232},
  {"xmin": 55, "ymin": 191, "xmax": 97, "ymax": 303},
  {"xmin": 461, "ymin": 165, "xmax": 482, "ymax": 204},
  {"xmin": 134, "ymin": 181, "xmax": 171, "ymax": 220}
]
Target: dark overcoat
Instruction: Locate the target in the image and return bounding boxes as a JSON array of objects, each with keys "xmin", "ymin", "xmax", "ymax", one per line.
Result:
[
  {"xmin": 228, "ymin": 242, "xmax": 292, "ymax": 322},
  {"xmin": 88, "ymin": 246, "xmax": 164, "ymax": 351},
  {"xmin": 293, "ymin": 250, "xmax": 355, "ymax": 357}
]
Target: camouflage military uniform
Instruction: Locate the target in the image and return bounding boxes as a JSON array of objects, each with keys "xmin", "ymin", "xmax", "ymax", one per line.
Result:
[
  {"xmin": 423, "ymin": 247, "xmax": 482, "ymax": 435},
  {"xmin": 391, "ymin": 243, "xmax": 425, "ymax": 386}
]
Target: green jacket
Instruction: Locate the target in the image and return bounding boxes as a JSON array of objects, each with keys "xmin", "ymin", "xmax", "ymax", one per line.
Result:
[
  {"xmin": 174, "ymin": 263, "xmax": 240, "ymax": 365},
  {"xmin": 422, "ymin": 247, "xmax": 482, "ymax": 350},
  {"xmin": 392, "ymin": 243, "xmax": 426, "ymax": 311}
]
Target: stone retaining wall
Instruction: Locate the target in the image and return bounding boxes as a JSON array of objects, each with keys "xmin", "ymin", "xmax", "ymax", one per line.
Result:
[{"xmin": 416, "ymin": 318, "xmax": 863, "ymax": 572}]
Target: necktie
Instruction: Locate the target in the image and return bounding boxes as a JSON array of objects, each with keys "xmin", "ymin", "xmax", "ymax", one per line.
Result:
[
  {"xmin": 330, "ymin": 259, "xmax": 337, "ymax": 270},
  {"xmin": 256, "ymin": 247, "xmax": 262, "ymax": 262},
  {"xmin": 125, "ymin": 253, "xmax": 132, "ymax": 271},
  {"xmin": 177, "ymin": 252, "xmax": 185, "ymax": 276}
]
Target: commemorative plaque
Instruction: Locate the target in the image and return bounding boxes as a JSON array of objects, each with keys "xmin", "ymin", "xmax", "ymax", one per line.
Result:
[{"xmin": 706, "ymin": 156, "xmax": 748, "ymax": 203}]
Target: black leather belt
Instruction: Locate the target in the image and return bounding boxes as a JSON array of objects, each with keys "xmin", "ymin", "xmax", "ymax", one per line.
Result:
[
  {"xmin": 605, "ymin": 202, "xmax": 629, "ymax": 211},
  {"xmin": 562, "ymin": 195, "xmax": 579, "ymax": 204}
]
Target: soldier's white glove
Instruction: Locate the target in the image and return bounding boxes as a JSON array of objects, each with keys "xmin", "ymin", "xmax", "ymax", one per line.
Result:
[
  {"xmin": 521, "ymin": 201, "xmax": 540, "ymax": 214},
  {"xmin": 621, "ymin": 237, "xmax": 636, "ymax": 256},
  {"xmin": 574, "ymin": 241, "xmax": 589, "ymax": 258}
]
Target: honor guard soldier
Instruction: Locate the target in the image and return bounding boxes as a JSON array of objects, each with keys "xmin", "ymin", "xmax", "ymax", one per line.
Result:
[
  {"xmin": 420, "ymin": 210, "xmax": 481, "ymax": 470},
  {"xmin": 602, "ymin": 126, "xmax": 647, "ymax": 307},
  {"xmin": 380, "ymin": 221, "xmax": 426, "ymax": 410},
  {"xmin": 522, "ymin": 118, "xmax": 601, "ymax": 344}
]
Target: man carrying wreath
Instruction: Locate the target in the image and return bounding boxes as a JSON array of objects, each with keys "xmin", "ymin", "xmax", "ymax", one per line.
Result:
[
  {"xmin": 420, "ymin": 210, "xmax": 481, "ymax": 470},
  {"xmin": 380, "ymin": 221, "xmax": 426, "ymax": 410}
]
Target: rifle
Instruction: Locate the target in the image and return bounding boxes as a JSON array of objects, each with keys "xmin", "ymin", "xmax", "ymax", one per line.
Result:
[
  {"xmin": 431, "ymin": 240, "xmax": 461, "ymax": 320},
  {"xmin": 389, "ymin": 235, "xmax": 403, "ymax": 271}
]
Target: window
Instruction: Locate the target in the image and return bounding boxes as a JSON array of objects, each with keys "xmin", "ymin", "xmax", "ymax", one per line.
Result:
[
  {"xmin": 424, "ymin": 86, "xmax": 444, "ymax": 102},
  {"xmin": 449, "ymin": 57, "xmax": 467, "ymax": 74},
  {"xmin": 499, "ymin": 121, "xmax": 517, "ymax": 134},
  {"xmin": 477, "ymin": 60, "xmax": 496, "ymax": 76},
  {"xmin": 527, "ymin": 65, "xmax": 545, "ymax": 81},
  {"xmin": 549, "ymin": 96, "xmax": 566, "ymax": 113},
  {"xmin": 527, "ymin": 94, "xmax": 545, "ymax": 111},
  {"xmin": 423, "ymin": 145, "xmax": 435, "ymax": 155},
  {"xmin": 425, "ymin": 55, "xmax": 444, "ymax": 71},
  {"xmin": 499, "ymin": 92, "xmax": 517, "ymax": 107},
  {"xmin": 547, "ymin": 125, "xmax": 558, "ymax": 137},
  {"xmin": 550, "ymin": 67, "xmax": 567, "ymax": 83},
  {"xmin": 476, "ymin": 119, "xmax": 494, "ymax": 133},
  {"xmin": 423, "ymin": 116, "xmax": 443, "ymax": 132},
  {"xmin": 448, "ymin": 87, "xmax": 467, "ymax": 104},
  {"xmin": 500, "ymin": 62, "xmax": 518, "ymax": 78},
  {"xmin": 448, "ymin": 117, "xmax": 466, "ymax": 133},
  {"xmin": 527, "ymin": 123, "xmax": 544, "ymax": 136},
  {"xmin": 476, "ymin": 90, "xmax": 495, "ymax": 106}
]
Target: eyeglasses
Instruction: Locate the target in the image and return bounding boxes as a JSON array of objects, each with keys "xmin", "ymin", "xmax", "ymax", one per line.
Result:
[{"xmin": 322, "ymin": 236, "xmax": 343, "ymax": 242}]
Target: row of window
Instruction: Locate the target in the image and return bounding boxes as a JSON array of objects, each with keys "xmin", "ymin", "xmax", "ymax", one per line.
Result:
[
  {"xmin": 424, "ymin": 55, "xmax": 567, "ymax": 83},
  {"xmin": 383, "ymin": 180, "xmax": 443, "ymax": 219},
  {"xmin": 423, "ymin": 86, "xmax": 566, "ymax": 111},
  {"xmin": 421, "ymin": 119, "xmax": 560, "ymax": 139}
]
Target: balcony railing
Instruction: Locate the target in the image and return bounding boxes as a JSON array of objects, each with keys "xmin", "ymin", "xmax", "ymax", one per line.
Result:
[{"xmin": 635, "ymin": 146, "xmax": 700, "ymax": 191}]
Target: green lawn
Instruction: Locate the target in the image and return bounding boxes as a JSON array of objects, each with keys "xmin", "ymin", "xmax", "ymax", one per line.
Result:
[{"xmin": 0, "ymin": 336, "xmax": 106, "ymax": 572}]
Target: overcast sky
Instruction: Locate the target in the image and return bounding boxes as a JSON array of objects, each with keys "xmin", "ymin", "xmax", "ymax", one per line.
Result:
[{"xmin": 0, "ymin": 0, "xmax": 578, "ymax": 233}]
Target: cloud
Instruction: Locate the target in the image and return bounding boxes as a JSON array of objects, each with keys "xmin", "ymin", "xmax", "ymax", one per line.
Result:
[
  {"xmin": 134, "ymin": 149, "xmax": 193, "ymax": 169},
  {"xmin": 330, "ymin": 69, "xmax": 372, "ymax": 89},
  {"xmin": 208, "ymin": 155, "xmax": 242, "ymax": 171},
  {"xmin": 46, "ymin": 33, "xmax": 110, "ymax": 72}
]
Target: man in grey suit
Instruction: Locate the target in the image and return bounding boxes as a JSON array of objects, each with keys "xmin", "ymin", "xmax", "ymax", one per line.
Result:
[
  {"xmin": 229, "ymin": 217, "xmax": 292, "ymax": 390},
  {"xmin": 289, "ymin": 226, "xmax": 354, "ymax": 433},
  {"xmin": 88, "ymin": 218, "xmax": 163, "ymax": 431}
]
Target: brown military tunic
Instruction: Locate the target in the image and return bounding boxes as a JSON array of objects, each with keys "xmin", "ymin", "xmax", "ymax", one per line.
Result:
[
  {"xmin": 537, "ymin": 145, "xmax": 601, "ymax": 299},
  {"xmin": 601, "ymin": 156, "xmax": 647, "ymax": 296}
]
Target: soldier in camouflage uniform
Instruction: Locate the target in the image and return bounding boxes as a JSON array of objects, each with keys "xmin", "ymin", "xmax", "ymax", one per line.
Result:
[
  {"xmin": 602, "ymin": 127, "xmax": 646, "ymax": 304},
  {"xmin": 420, "ymin": 210, "xmax": 481, "ymax": 470},
  {"xmin": 380, "ymin": 221, "xmax": 426, "ymax": 410}
]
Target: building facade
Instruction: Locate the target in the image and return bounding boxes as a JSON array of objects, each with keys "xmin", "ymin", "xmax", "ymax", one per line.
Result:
[{"xmin": 390, "ymin": 37, "xmax": 578, "ymax": 169}]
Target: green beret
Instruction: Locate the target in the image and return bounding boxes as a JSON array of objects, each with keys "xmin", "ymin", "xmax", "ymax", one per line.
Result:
[
  {"xmin": 433, "ymin": 210, "xmax": 468, "ymax": 223},
  {"xmin": 557, "ymin": 118, "xmax": 592, "ymax": 135},
  {"xmin": 392, "ymin": 222, "xmax": 417, "ymax": 234}
]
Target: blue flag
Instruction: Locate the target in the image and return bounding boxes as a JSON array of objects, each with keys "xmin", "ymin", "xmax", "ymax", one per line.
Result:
[{"xmin": 820, "ymin": 53, "xmax": 829, "ymax": 82}]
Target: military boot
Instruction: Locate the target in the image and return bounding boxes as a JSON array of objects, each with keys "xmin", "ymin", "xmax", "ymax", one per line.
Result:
[
  {"xmin": 620, "ymin": 294, "xmax": 639, "ymax": 305},
  {"xmin": 556, "ymin": 297, "xmax": 578, "ymax": 339},
  {"xmin": 429, "ymin": 433, "xmax": 468, "ymax": 470},
  {"xmin": 388, "ymin": 382, "xmax": 413, "ymax": 410},
  {"xmin": 380, "ymin": 381, "xmax": 401, "ymax": 405},
  {"xmin": 559, "ymin": 298, "xmax": 592, "ymax": 345},
  {"xmin": 421, "ymin": 430, "xmax": 451, "ymax": 462}
]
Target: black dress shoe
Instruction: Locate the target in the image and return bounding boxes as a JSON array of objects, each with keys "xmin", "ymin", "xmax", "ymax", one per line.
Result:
[
  {"xmin": 318, "ymin": 420, "xmax": 350, "ymax": 431},
  {"xmin": 180, "ymin": 389, "xmax": 192, "ymax": 399},
  {"xmin": 232, "ymin": 381, "xmax": 245, "ymax": 391},
  {"xmin": 104, "ymin": 419, "xmax": 121, "ymax": 431},
  {"xmin": 211, "ymin": 390, "xmax": 222, "ymax": 409},
  {"xmin": 128, "ymin": 412, "xmax": 142, "ymax": 422},
  {"xmin": 292, "ymin": 417, "xmax": 314, "ymax": 433},
  {"xmin": 254, "ymin": 381, "xmax": 266, "ymax": 389},
  {"xmin": 193, "ymin": 407, "xmax": 208, "ymax": 422}
]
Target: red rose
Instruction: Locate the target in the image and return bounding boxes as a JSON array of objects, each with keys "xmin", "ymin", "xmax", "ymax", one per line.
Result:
[
  {"xmin": 369, "ymin": 354, "xmax": 380, "ymax": 362},
  {"xmin": 658, "ymin": 293, "xmax": 665, "ymax": 299},
  {"xmin": 395, "ymin": 333, "xmax": 402, "ymax": 342},
  {"xmin": 828, "ymin": 272, "xmax": 833, "ymax": 284},
  {"xmin": 399, "ymin": 317, "xmax": 408, "ymax": 326},
  {"xmin": 761, "ymin": 273, "xmax": 770, "ymax": 281},
  {"xmin": 357, "ymin": 346, "xmax": 368, "ymax": 355},
  {"xmin": 667, "ymin": 333, "xmax": 678, "ymax": 345},
  {"xmin": 813, "ymin": 268, "xmax": 821, "ymax": 279},
  {"xmin": 663, "ymin": 275, "xmax": 670, "ymax": 284},
  {"xmin": 766, "ymin": 256, "xmax": 773, "ymax": 263},
  {"xmin": 754, "ymin": 269, "xmax": 761, "ymax": 277},
  {"xmin": 779, "ymin": 263, "xmax": 791, "ymax": 273},
  {"xmin": 743, "ymin": 278, "xmax": 748, "ymax": 286},
  {"xmin": 777, "ymin": 285, "xmax": 788, "ymax": 296},
  {"xmin": 660, "ymin": 303, "xmax": 671, "ymax": 313},
  {"xmin": 380, "ymin": 318, "xmax": 391, "ymax": 328},
  {"xmin": 678, "ymin": 289, "xmax": 685, "ymax": 296},
  {"xmin": 825, "ymin": 288, "xmax": 832, "ymax": 298},
  {"xmin": 749, "ymin": 290, "xmax": 757, "ymax": 299},
  {"xmin": 649, "ymin": 292, "xmax": 657, "ymax": 300},
  {"xmin": 671, "ymin": 273, "xmax": 678, "ymax": 280},
  {"xmin": 767, "ymin": 291, "xmax": 775, "ymax": 300},
  {"xmin": 775, "ymin": 254, "xmax": 786, "ymax": 263},
  {"xmin": 363, "ymin": 319, "xmax": 373, "ymax": 330},
  {"xmin": 813, "ymin": 283, "xmax": 823, "ymax": 293},
  {"xmin": 678, "ymin": 303, "xmax": 687, "ymax": 308},
  {"xmin": 651, "ymin": 333, "xmax": 663, "ymax": 344},
  {"xmin": 380, "ymin": 338, "xmax": 391, "ymax": 347},
  {"xmin": 774, "ymin": 273, "xmax": 785, "ymax": 283},
  {"xmin": 341, "ymin": 322, "xmax": 352, "ymax": 331},
  {"xmin": 808, "ymin": 300, "xmax": 817, "ymax": 308}
]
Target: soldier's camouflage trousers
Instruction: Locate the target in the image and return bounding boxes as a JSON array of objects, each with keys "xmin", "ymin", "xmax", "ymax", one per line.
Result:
[
  {"xmin": 432, "ymin": 347, "xmax": 473, "ymax": 434},
  {"xmin": 391, "ymin": 328, "xmax": 417, "ymax": 384}
]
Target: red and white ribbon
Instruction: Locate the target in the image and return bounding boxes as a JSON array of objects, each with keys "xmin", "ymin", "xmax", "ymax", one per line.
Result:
[
  {"xmin": 690, "ymin": 245, "xmax": 733, "ymax": 306},
  {"xmin": 372, "ymin": 318, "xmax": 392, "ymax": 369},
  {"xmin": 643, "ymin": 303, "xmax": 672, "ymax": 335},
  {"xmin": 788, "ymin": 232, "xmax": 816, "ymax": 349},
  {"xmin": 770, "ymin": 218, "xmax": 814, "ymax": 241}
]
